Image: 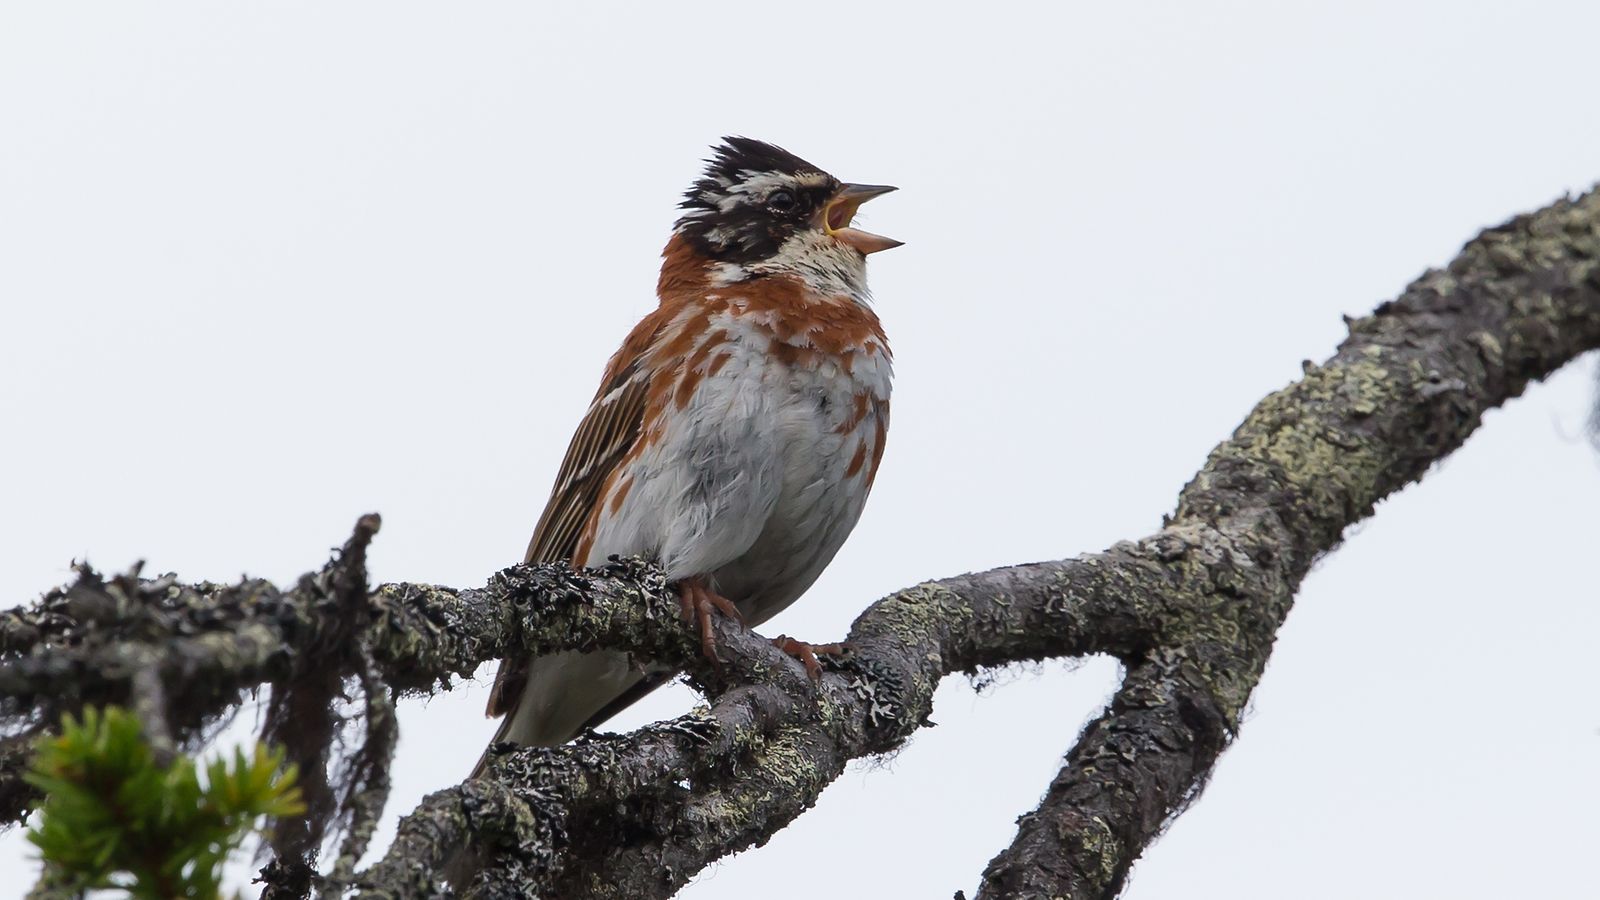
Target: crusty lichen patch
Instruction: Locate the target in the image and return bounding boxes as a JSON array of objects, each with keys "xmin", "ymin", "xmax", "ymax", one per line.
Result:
[{"xmin": 12, "ymin": 189, "xmax": 1600, "ymax": 900}]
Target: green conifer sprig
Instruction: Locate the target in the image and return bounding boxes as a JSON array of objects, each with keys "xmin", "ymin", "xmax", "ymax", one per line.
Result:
[{"xmin": 24, "ymin": 706, "xmax": 304, "ymax": 899}]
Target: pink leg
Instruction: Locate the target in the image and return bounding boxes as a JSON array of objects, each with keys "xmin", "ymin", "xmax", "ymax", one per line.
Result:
[
  {"xmin": 771, "ymin": 635, "xmax": 843, "ymax": 680},
  {"xmin": 676, "ymin": 577, "xmax": 743, "ymax": 663}
]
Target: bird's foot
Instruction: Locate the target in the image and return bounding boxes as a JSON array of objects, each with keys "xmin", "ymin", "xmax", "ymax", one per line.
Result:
[
  {"xmin": 677, "ymin": 577, "xmax": 742, "ymax": 664},
  {"xmin": 771, "ymin": 635, "xmax": 842, "ymax": 680}
]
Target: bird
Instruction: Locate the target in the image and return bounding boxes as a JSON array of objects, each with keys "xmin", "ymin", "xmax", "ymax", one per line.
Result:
[{"xmin": 480, "ymin": 137, "xmax": 900, "ymax": 758}]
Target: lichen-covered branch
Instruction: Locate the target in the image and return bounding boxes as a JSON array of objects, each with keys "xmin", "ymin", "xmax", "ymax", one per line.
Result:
[
  {"xmin": 972, "ymin": 187, "xmax": 1600, "ymax": 898},
  {"xmin": 3, "ymin": 186, "xmax": 1597, "ymax": 899}
]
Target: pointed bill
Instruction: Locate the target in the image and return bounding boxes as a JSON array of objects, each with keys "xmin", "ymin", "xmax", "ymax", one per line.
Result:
[{"xmin": 822, "ymin": 183, "xmax": 902, "ymax": 254}]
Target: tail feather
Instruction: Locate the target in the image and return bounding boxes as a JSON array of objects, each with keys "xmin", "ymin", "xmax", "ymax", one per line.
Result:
[
  {"xmin": 467, "ymin": 715, "xmax": 515, "ymax": 781},
  {"xmin": 451, "ymin": 651, "xmax": 654, "ymax": 888},
  {"xmin": 471, "ymin": 650, "xmax": 658, "ymax": 778}
]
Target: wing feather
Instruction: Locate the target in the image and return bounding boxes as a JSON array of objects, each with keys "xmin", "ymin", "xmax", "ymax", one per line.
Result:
[
  {"xmin": 486, "ymin": 361, "xmax": 654, "ymax": 718},
  {"xmin": 523, "ymin": 378, "xmax": 649, "ymax": 565}
]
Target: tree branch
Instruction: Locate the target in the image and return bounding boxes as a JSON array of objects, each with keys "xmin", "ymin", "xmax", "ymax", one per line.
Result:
[
  {"xmin": 974, "ymin": 186, "xmax": 1600, "ymax": 898},
  {"xmin": 3, "ymin": 187, "xmax": 1596, "ymax": 899}
]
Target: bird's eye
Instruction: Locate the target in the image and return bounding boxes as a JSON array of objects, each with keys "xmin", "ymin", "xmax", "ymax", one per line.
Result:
[{"xmin": 766, "ymin": 190, "xmax": 797, "ymax": 213}]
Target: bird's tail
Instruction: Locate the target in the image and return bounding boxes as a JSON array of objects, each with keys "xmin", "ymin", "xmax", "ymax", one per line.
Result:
[
  {"xmin": 467, "ymin": 714, "xmax": 513, "ymax": 782},
  {"xmin": 489, "ymin": 651, "xmax": 647, "ymax": 753},
  {"xmin": 448, "ymin": 651, "xmax": 655, "ymax": 888}
]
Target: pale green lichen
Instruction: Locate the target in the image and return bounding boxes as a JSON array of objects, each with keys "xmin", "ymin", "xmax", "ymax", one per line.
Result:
[
  {"xmin": 1060, "ymin": 813, "xmax": 1119, "ymax": 891},
  {"xmin": 681, "ymin": 726, "xmax": 826, "ymax": 847},
  {"xmin": 881, "ymin": 582, "xmax": 972, "ymax": 650}
]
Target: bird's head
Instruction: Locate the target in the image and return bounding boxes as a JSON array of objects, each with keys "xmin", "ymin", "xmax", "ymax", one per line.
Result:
[{"xmin": 673, "ymin": 137, "xmax": 899, "ymax": 295}]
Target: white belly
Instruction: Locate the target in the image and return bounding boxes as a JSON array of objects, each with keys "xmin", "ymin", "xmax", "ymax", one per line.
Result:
[
  {"xmin": 584, "ymin": 311, "xmax": 890, "ymax": 625},
  {"xmin": 710, "ymin": 386, "xmax": 872, "ymax": 625},
  {"xmin": 494, "ymin": 303, "xmax": 890, "ymax": 747}
]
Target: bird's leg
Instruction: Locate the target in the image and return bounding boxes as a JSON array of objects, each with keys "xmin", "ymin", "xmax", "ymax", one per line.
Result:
[
  {"xmin": 771, "ymin": 635, "xmax": 843, "ymax": 680},
  {"xmin": 676, "ymin": 576, "xmax": 742, "ymax": 664}
]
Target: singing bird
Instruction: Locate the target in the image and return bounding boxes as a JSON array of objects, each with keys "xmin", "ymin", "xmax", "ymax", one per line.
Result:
[{"xmin": 483, "ymin": 137, "xmax": 900, "ymax": 755}]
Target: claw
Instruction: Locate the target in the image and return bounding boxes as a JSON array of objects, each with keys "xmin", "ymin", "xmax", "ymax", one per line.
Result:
[
  {"xmin": 677, "ymin": 577, "xmax": 742, "ymax": 665},
  {"xmin": 772, "ymin": 635, "xmax": 842, "ymax": 680},
  {"xmin": 707, "ymin": 591, "xmax": 743, "ymax": 624}
]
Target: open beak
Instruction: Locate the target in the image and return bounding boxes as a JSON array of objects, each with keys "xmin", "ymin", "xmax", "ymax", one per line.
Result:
[{"xmin": 820, "ymin": 183, "xmax": 902, "ymax": 254}]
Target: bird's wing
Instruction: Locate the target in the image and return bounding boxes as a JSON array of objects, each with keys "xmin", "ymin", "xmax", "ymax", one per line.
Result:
[
  {"xmin": 521, "ymin": 372, "xmax": 651, "ymax": 567},
  {"xmin": 485, "ymin": 328, "xmax": 660, "ymax": 719}
]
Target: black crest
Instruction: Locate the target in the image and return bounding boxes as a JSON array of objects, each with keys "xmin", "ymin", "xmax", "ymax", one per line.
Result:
[
  {"xmin": 675, "ymin": 137, "xmax": 840, "ymax": 263},
  {"xmin": 686, "ymin": 137, "xmax": 823, "ymax": 201}
]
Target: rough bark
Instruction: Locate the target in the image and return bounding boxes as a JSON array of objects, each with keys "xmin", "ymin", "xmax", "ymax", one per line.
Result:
[{"xmin": 3, "ymin": 186, "xmax": 1597, "ymax": 899}]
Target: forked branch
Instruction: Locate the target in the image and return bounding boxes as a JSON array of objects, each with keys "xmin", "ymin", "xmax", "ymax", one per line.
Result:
[{"xmin": 3, "ymin": 188, "xmax": 1597, "ymax": 899}]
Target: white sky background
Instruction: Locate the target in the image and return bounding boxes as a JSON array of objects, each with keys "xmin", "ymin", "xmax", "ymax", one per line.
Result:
[{"xmin": 2, "ymin": 2, "xmax": 1597, "ymax": 897}]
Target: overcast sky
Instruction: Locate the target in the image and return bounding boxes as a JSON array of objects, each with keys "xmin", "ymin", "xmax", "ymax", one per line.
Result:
[{"xmin": 2, "ymin": 3, "xmax": 1597, "ymax": 898}]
